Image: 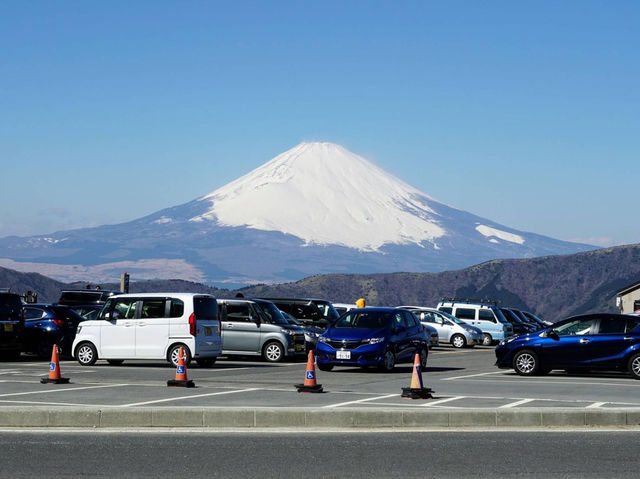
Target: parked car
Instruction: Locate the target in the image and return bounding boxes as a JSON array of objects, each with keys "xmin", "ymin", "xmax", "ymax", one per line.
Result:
[
  {"xmin": 500, "ymin": 308, "xmax": 537, "ymax": 335},
  {"xmin": 401, "ymin": 306, "xmax": 483, "ymax": 348},
  {"xmin": 69, "ymin": 304, "xmax": 103, "ymax": 321},
  {"xmin": 280, "ymin": 310, "xmax": 324, "ymax": 352},
  {"xmin": 72, "ymin": 293, "xmax": 222, "ymax": 367},
  {"xmin": 437, "ymin": 299, "xmax": 513, "ymax": 345},
  {"xmin": 495, "ymin": 313, "xmax": 640, "ymax": 378},
  {"xmin": 217, "ymin": 298, "xmax": 306, "ymax": 362},
  {"xmin": 509, "ymin": 309, "xmax": 542, "ymax": 330},
  {"xmin": 332, "ymin": 303, "xmax": 357, "ymax": 316},
  {"xmin": 315, "ymin": 307, "xmax": 429, "ymax": 372},
  {"xmin": 23, "ymin": 304, "xmax": 83, "ymax": 358},
  {"xmin": 0, "ymin": 292, "xmax": 24, "ymax": 359},
  {"xmin": 520, "ymin": 310, "xmax": 552, "ymax": 328},
  {"xmin": 259, "ymin": 298, "xmax": 340, "ymax": 329},
  {"xmin": 421, "ymin": 321, "xmax": 440, "ymax": 349},
  {"xmin": 58, "ymin": 289, "xmax": 120, "ymax": 306}
]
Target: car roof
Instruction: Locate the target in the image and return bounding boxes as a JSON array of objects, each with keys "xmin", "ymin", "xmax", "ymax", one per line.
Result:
[{"xmin": 108, "ymin": 293, "xmax": 213, "ymax": 299}]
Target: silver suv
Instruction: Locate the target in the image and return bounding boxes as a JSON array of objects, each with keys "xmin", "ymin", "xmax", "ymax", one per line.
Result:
[{"xmin": 217, "ymin": 298, "xmax": 306, "ymax": 362}]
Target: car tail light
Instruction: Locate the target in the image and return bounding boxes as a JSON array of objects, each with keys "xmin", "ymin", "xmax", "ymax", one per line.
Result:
[
  {"xmin": 189, "ymin": 312, "xmax": 197, "ymax": 336},
  {"xmin": 53, "ymin": 318, "xmax": 65, "ymax": 327}
]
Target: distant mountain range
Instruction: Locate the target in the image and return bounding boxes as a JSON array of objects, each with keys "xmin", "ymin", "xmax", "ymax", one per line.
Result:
[
  {"xmin": 4, "ymin": 243, "xmax": 639, "ymax": 321},
  {"xmin": 0, "ymin": 142, "xmax": 594, "ymax": 286}
]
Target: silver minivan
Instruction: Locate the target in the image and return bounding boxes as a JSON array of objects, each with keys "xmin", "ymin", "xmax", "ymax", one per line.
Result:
[
  {"xmin": 400, "ymin": 306, "xmax": 484, "ymax": 348},
  {"xmin": 217, "ymin": 298, "xmax": 306, "ymax": 362}
]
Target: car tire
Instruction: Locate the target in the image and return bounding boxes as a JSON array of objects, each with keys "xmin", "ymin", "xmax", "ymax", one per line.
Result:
[
  {"xmin": 75, "ymin": 342, "xmax": 98, "ymax": 366},
  {"xmin": 196, "ymin": 358, "xmax": 216, "ymax": 368},
  {"xmin": 513, "ymin": 349, "xmax": 540, "ymax": 376},
  {"xmin": 262, "ymin": 341, "xmax": 284, "ymax": 363},
  {"xmin": 418, "ymin": 347, "xmax": 428, "ymax": 369},
  {"xmin": 482, "ymin": 333, "xmax": 493, "ymax": 346},
  {"xmin": 167, "ymin": 344, "xmax": 192, "ymax": 367},
  {"xmin": 451, "ymin": 334, "xmax": 466, "ymax": 349},
  {"xmin": 628, "ymin": 353, "xmax": 640, "ymax": 379},
  {"xmin": 107, "ymin": 360, "xmax": 124, "ymax": 366},
  {"xmin": 318, "ymin": 364, "xmax": 333, "ymax": 372},
  {"xmin": 378, "ymin": 349, "xmax": 396, "ymax": 372}
]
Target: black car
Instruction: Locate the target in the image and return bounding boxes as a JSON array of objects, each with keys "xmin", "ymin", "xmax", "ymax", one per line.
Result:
[
  {"xmin": 260, "ymin": 298, "xmax": 340, "ymax": 329},
  {"xmin": 23, "ymin": 304, "xmax": 84, "ymax": 358},
  {"xmin": 500, "ymin": 308, "xmax": 536, "ymax": 335},
  {"xmin": 0, "ymin": 292, "xmax": 24, "ymax": 359},
  {"xmin": 58, "ymin": 289, "xmax": 120, "ymax": 307}
]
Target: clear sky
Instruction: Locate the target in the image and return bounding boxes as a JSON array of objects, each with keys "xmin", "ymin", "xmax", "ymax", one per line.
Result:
[{"xmin": 1, "ymin": 1, "xmax": 638, "ymax": 247}]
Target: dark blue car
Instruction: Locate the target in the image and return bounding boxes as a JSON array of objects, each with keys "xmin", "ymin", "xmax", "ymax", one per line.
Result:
[
  {"xmin": 23, "ymin": 304, "xmax": 84, "ymax": 358},
  {"xmin": 315, "ymin": 307, "xmax": 429, "ymax": 372},
  {"xmin": 495, "ymin": 313, "xmax": 640, "ymax": 378}
]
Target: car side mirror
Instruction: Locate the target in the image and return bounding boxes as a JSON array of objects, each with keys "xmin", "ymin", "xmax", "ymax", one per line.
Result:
[{"xmin": 547, "ymin": 329, "xmax": 559, "ymax": 340}]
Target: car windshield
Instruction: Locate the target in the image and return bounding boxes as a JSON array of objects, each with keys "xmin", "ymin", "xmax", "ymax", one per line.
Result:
[
  {"xmin": 436, "ymin": 310, "xmax": 467, "ymax": 325},
  {"xmin": 334, "ymin": 311, "xmax": 391, "ymax": 329},
  {"xmin": 494, "ymin": 308, "xmax": 510, "ymax": 324},
  {"xmin": 315, "ymin": 301, "xmax": 340, "ymax": 321},
  {"xmin": 255, "ymin": 302, "xmax": 288, "ymax": 325}
]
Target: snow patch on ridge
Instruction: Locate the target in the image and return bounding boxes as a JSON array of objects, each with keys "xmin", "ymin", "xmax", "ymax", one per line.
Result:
[
  {"xmin": 191, "ymin": 142, "xmax": 446, "ymax": 251},
  {"xmin": 476, "ymin": 225, "xmax": 525, "ymax": 245}
]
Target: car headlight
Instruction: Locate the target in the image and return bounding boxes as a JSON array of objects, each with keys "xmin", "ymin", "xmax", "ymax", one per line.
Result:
[
  {"xmin": 318, "ymin": 336, "xmax": 329, "ymax": 344},
  {"xmin": 464, "ymin": 327, "xmax": 475, "ymax": 333},
  {"xmin": 499, "ymin": 336, "xmax": 518, "ymax": 346},
  {"xmin": 363, "ymin": 337, "xmax": 384, "ymax": 344},
  {"xmin": 280, "ymin": 328, "xmax": 296, "ymax": 336}
]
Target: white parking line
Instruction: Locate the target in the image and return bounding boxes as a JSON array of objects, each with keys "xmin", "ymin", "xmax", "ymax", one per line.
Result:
[
  {"xmin": 586, "ymin": 402, "xmax": 607, "ymax": 408},
  {"xmin": 323, "ymin": 393, "xmax": 399, "ymax": 409},
  {"xmin": 442, "ymin": 371, "xmax": 505, "ymax": 381},
  {"xmin": 500, "ymin": 398, "xmax": 535, "ymax": 408},
  {"xmin": 0, "ymin": 384, "xmax": 130, "ymax": 398},
  {"xmin": 421, "ymin": 396, "xmax": 466, "ymax": 407},
  {"xmin": 0, "ymin": 399, "xmax": 110, "ymax": 407},
  {"xmin": 120, "ymin": 387, "xmax": 260, "ymax": 407}
]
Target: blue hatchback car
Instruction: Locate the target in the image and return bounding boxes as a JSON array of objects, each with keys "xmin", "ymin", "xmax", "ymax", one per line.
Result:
[
  {"xmin": 315, "ymin": 307, "xmax": 429, "ymax": 372},
  {"xmin": 495, "ymin": 313, "xmax": 640, "ymax": 378}
]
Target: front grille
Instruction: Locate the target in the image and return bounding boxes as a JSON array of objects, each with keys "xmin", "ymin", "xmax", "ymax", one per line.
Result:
[{"xmin": 327, "ymin": 339, "xmax": 362, "ymax": 349}]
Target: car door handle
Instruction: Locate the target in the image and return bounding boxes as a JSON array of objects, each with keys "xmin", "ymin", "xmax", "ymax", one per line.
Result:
[
  {"xmin": 624, "ymin": 337, "xmax": 634, "ymax": 341},
  {"xmin": 225, "ymin": 323, "xmax": 233, "ymax": 328},
  {"xmin": 579, "ymin": 338, "xmax": 590, "ymax": 344}
]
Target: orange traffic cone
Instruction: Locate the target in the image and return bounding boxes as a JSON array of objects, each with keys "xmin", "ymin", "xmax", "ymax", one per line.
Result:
[
  {"xmin": 167, "ymin": 346, "xmax": 195, "ymax": 388},
  {"xmin": 401, "ymin": 353, "xmax": 433, "ymax": 399},
  {"xmin": 295, "ymin": 350, "xmax": 323, "ymax": 393},
  {"xmin": 41, "ymin": 344, "xmax": 70, "ymax": 384}
]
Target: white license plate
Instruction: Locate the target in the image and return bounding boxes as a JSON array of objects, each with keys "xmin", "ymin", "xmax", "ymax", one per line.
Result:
[{"xmin": 336, "ymin": 350, "xmax": 351, "ymax": 360}]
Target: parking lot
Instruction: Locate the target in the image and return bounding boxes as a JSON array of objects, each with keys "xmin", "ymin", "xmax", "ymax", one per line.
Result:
[{"xmin": 3, "ymin": 345, "xmax": 640, "ymax": 411}]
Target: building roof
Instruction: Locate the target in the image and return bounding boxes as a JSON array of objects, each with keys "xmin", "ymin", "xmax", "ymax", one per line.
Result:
[{"xmin": 617, "ymin": 280, "xmax": 640, "ymax": 296}]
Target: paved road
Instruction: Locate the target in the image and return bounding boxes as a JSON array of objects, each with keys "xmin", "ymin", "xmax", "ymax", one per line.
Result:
[
  {"xmin": 2, "ymin": 345, "xmax": 640, "ymax": 409},
  {"xmin": 2, "ymin": 429, "xmax": 639, "ymax": 478}
]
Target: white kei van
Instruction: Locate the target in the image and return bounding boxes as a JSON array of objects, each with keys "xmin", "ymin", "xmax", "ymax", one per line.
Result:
[
  {"xmin": 436, "ymin": 300, "xmax": 514, "ymax": 345},
  {"xmin": 72, "ymin": 293, "xmax": 222, "ymax": 367}
]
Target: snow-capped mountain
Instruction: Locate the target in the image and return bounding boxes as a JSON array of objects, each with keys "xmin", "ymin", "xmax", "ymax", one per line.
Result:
[{"xmin": 0, "ymin": 142, "xmax": 594, "ymax": 285}]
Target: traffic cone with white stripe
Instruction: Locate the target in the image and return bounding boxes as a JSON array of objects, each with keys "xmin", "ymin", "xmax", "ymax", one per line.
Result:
[
  {"xmin": 41, "ymin": 344, "xmax": 70, "ymax": 384},
  {"xmin": 401, "ymin": 352, "xmax": 433, "ymax": 399},
  {"xmin": 295, "ymin": 350, "xmax": 323, "ymax": 393},
  {"xmin": 167, "ymin": 346, "xmax": 195, "ymax": 388}
]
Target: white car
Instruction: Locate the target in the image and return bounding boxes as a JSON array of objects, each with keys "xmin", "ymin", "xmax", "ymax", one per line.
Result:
[
  {"xmin": 399, "ymin": 306, "xmax": 484, "ymax": 348},
  {"xmin": 72, "ymin": 293, "xmax": 222, "ymax": 367}
]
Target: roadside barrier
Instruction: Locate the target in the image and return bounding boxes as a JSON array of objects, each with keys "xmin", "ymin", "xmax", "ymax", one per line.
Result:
[
  {"xmin": 40, "ymin": 344, "xmax": 70, "ymax": 384},
  {"xmin": 295, "ymin": 350, "xmax": 323, "ymax": 393},
  {"xmin": 401, "ymin": 352, "xmax": 433, "ymax": 399},
  {"xmin": 167, "ymin": 347, "xmax": 195, "ymax": 388}
]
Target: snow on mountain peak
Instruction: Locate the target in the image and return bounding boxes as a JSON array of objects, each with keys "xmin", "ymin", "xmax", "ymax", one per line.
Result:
[{"xmin": 192, "ymin": 142, "xmax": 446, "ymax": 251}]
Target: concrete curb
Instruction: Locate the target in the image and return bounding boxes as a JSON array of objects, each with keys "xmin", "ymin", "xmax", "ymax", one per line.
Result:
[{"xmin": 1, "ymin": 407, "xmax": 640, "ymax": 428}]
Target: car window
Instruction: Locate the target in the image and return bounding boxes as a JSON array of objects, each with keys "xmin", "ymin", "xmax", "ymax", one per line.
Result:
[
  {"xmin": 25, "ymin": 307, "xmax": 45, "ymax": 320},
  {"xmin": 169, "ymin": 299, "xmax": 184, "ymax": 318},
  {"xmin": 626, "ymin": 318, "xmax": 640, "ymax": 332},
  {"xmin": 456, "ymin": 308, "xmax": 476, "ymax": 321},
  {"xmin": 403, "ymin": 311, "xmax": 419, "ymax": 328},
  {"xmin": 113, "ymin": 299, "xmax": 137, "ymax": 319},
  {"xmin": 597, "ymin": 317, "xmax": 640, "ymax": 335},
  {"xmin": 193, "ymin": 296, "xmax": 218, "ymax": 320},
  {"xmin": 421, "ymin": 311, "xmax": 439, "ymax": 324},
  {"xmin": 554, "ymin": 318, "xmax": 596, "ymax": 336},
  {"xmin": 226, "ymin": 303, "xmax": 252, "ymax": 322},
  {"xmin": 141, "ymin": 299, "xmax": 166, "ymax": 319},
  {"xmin": 478, "ymin": 309, "xmax": 497, "ymax": 323}
]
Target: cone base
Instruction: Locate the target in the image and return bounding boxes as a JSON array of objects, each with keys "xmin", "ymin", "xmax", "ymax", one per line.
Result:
[
  {"xmin": 41, "ymin": 377, "xmax": 70, "ymax": 384},
  {"xmin": 401, "ymin": 387, "xmax": 433, "ymax": 399},
  {"xmin": 167, "ymin": 379, "xmax": 196, "ymax": 388},
  {"xmin": 295, "ymin": 383, "xmax": 324, "ymax": 393}
]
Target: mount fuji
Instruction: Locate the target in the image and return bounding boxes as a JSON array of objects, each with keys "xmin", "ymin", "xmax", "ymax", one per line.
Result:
[{"xmin": 0, "ymin": 142, "xmax": 594, "ymax": 285}]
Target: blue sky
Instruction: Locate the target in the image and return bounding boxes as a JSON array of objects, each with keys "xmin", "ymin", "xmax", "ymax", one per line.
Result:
[{"xmin": 1, "ymin": 1, "xmax": 638, "ymax": 247}]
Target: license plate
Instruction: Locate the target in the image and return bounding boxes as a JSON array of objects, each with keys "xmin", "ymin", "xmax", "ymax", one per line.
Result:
[
  {"xmin": 336, "ymin": 350, "xmax": 351, "ymax": 359},
  {"xmin": 3, "ymin": 324, "xmax": 13, "ymax": 332},
  {"xmin": 295, "ymin": 344, "xmax": 303, "ymax": 351},
  {"xmin": 203, "ymin": 326, "xmax": 212, "ymax": 336}
]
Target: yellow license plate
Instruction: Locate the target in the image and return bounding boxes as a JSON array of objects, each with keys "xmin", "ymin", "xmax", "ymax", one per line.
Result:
[
  {"xmin": 3, "ymin": 324, "xmax": 13, "ymax": 332},
  {"xmin": 295, "ymin": 344, "xmax": 303, "ymax": 351}
]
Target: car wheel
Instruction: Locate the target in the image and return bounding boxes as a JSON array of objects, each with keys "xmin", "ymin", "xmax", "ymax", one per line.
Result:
[
  {"xmin": 107, "ymin": 360, "xmax": 124, "ymax": 366},
  {"xmin": 262, "ymin": 341, "xmax": 284, "ymax": 363},
  {"xmin": 451, "ymin": 334, "xmax": 466, "ymax": 349},
  {"xmin": 168, "ymin": 344, "xmax": 192, "ymax": 367},
  {"xmin": 482, "ymin": 333, "xmax": 493, "ymax": 346},
  {"xmin": 513, "ymin": 349, "xmax": 539, "ymax": 376},
  {"xmin": 378, "ymin": 349, "xmax": 396, "ymax": 372},
  {"xmin": 628, "ymin": 353, "xmax": 640, "ymax": 379},
  {"xmin": 75, "ymin": 342, "xmax": 98, "ymax": 366},
  {"xmin": 418, "ymin": 347, "xmax": 428, "ymax": 369},
  {"xmin": 196, "ymin": 358, "xmax": 216, "ymax": 368},
  {"xmin": 318, "ymin": 364, "xmax": 333, "ymax": 372},
  {"xmin": 36, "ymin": 339, "xmax": 53, "ymax": 359}
]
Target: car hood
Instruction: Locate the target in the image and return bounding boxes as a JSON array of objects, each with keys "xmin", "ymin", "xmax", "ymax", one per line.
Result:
[{"xmin": 324, "ymin": 327, "xmax": 387, "ymax": 341}]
